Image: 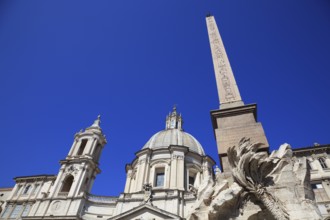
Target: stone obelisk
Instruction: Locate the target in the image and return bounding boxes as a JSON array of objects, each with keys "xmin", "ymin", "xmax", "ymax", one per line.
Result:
[{"xmin": 206, "ymin": 15, "xmax": 269, "ymax": 172}]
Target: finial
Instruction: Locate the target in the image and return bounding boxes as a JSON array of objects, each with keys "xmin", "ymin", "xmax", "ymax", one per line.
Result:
[
  {"xmin": 90, "ymin": 115, "xmax": 101, "ymax": 128},
  {"xmin": 171, "ymin": 104, "xmax": 177, "ymax": 116}
]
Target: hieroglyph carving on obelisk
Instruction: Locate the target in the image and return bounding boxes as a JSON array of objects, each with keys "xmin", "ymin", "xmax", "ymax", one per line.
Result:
[{"xmin": 206, "ymin": 16, "xmax": 244, "ymax": 109}]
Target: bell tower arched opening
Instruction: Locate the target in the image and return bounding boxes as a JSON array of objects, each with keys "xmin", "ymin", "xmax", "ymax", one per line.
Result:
[{"xmin": 60, "ymin": 175, "xmax": 74, "ymax": 195}]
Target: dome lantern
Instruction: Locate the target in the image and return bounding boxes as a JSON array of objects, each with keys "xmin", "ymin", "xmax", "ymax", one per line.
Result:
[
  {"xmin": 143, "ymin": 107, "xmax": 205, "ymax": 156},
  {"xmin": 165, "ymin": 105, "xmax": 183, "ymax": 130}
]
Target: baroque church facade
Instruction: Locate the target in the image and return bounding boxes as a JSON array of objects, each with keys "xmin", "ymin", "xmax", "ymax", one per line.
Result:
[{"xmin": 1, "ymin": 15, "xmax": 330, "ymax": 220}]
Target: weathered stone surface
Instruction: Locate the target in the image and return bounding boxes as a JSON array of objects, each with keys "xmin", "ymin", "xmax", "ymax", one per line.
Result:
[
  {"xmin": 186, "ymin": 138, "xmax": 322, "ymax": 220},
  {"xmin": 206, "ymin": 15, "xmax": 244, "ymax": 109},
  {"xmin": 211, "ymin": 104, "xmax": 269, "ymax": 172}
]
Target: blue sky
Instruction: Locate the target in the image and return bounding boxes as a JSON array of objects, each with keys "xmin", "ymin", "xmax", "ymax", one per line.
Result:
[{"xmin": 0, "ymin": 1, "xmax": 329, "ymax": 196}]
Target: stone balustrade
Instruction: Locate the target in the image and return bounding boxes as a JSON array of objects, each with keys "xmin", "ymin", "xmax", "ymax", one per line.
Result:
[{"xmin": 87, "ymin": 193, "xmax": 118, "ymax": 204}]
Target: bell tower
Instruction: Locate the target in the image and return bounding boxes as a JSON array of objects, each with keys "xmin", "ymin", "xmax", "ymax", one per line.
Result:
[
  {"xmin": 51, "ymin": 115, "xmax": 106, "ymax": 198},
  {"xmin": 35, "ymin": 116, "xmax": 107, "ymax": 218},
  {"xmin": 66, "ymin": 115, "xmax": 106, "ymax": 165},
  {"xmin": 206, "ymin": 15, "xmax": 269, "ymax": 172}
]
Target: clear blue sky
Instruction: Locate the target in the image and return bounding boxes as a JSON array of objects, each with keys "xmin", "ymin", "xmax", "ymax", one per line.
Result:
[{"xmin": 1, "ymin": 1, "xmax": 329, "ymax": 196}]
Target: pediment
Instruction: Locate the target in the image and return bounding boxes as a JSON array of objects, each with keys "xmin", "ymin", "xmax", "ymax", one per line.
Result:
[{"xmin": 108, "ymin": 204, "xmax": 181, "ymax": 220}]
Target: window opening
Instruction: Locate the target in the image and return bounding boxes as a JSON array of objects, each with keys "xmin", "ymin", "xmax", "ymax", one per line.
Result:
[
  {"xmin": 189, "ymin": 175, "xmax": 195, "ymax": 186},
  {"xmin": 156, "ymin": 173, "xmax": 164, "ymax": 187},
  {"xmin": 155, "ymin": 168, "xmax": 165, "ymax": 187},
  {"xmin": 312, "ymin": 182, "xmax": 329, "ymax": 202},
  {"xmin": 10, "ymin": 205, "xmax": 23, "ymax": 219},
  {"xmin": 312, "ymin": 183, "xmax": 323, "ymax": 189},
  {"xmin": 319, "ymin": 157, "xmax": 327, "ymax": 169},
  {"xmin": 1, "ymin": 205, "xmax": 12, "ymax": 218},
  {"xmin": 85, "ymin": 178, "xmax": 89, "ymax": 185},
  {"xmin": 22, "ymin": 204, "xmax": 31, "ymax": 217},
  {"xmin": 77, "ymin": 139, "xmax": 88, "ymax": 155},
  {"xmin": 23, "ymin": 185, "xmax": 31, "ymax": 195},
  {"xmin": 61, "ymin": 175, "xmax": 74, "ymax": 194}
]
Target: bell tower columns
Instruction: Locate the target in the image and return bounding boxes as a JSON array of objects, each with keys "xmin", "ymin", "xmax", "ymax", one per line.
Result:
[
  {"xmin": 50, "ymin": 116, "xmax": 106, "ymax": 199},
  {"xmin": 33, "ymin": 116, "xmax": 107, "ymax": 219}
]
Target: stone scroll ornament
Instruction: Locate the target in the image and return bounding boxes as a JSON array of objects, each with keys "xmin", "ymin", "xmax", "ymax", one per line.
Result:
[{"xmin": 227, "ymin": 138, "xmax": 291, "ymax": 220}]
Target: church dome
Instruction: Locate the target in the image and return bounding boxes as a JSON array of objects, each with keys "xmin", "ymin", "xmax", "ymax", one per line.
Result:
[
  {"xmin": 142, "ymin": 107, "xmax": 205, "ymax": 156},
  {"xmin": 142, "ymin": 129, "xmax": 205, "ymax": 155}
]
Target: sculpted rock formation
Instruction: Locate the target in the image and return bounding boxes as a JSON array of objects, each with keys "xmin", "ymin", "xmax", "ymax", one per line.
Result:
[
  {"xmin": 228, "ymin": 138, "xmax": 290, "ymax": 220},
  {"xmin": 187, "ymin": 138, "xmax": 322, "ymax": 220}
]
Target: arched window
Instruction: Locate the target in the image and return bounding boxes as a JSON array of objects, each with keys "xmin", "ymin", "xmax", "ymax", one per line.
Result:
[
  {"xmin": 23, "ymin": 185, "xmax": 31, "ymax": 195},
  {"xmin": 319, "ymin": 157, "xmax": 327, "ymax": 169},
  {"xmin": 187, "ymin": 169, "xmax": 198, "ymax": 190},
  {"xmin": 77, "ymin": 139, "xmax": 88, "ymax": 155},
  {"xmin": 186, "ymin": 165, "xmax": 201, "ymax": 190},
  {"xmin": 61, "ymin": 175, "xmax": 74, "ymax": 194}
]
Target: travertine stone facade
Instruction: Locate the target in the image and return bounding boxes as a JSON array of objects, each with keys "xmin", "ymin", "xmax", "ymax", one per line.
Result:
[
  {"xmin": 0, "ymin": 109, "xmax": 215, "ymax": 220},
  {"xmin": 293, "ymin": 144, "xmax": 330, "ymax": 218},
  {"xmin": 0, "ymin": 188, "xmax": 13, "ymax": 216}
]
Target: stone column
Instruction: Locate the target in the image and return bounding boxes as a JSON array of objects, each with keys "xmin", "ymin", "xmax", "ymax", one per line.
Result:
[
  {"xmin": 143, "ymin": 155, "xmax": 151, "ymax": 185},
  {"xmin": 49, "ymin": 166, "xmax": 65, "ymax": 198},
  {"xmin": 135, "ymin": 158, "xmax": 147, "ymax": 192},
  {"xmin": 170, "ymin": 155, "xmax": 178, "ymax": 189},
  {"xmin": 72, "ymin": 140, "xmax": 82, "ymax": 156},
  {"xmin": 88, "ymin": 176, "xmax": 96, "ymax": 192},
  {"xmin": 324, "ymin": 155, "xmax": 330, "ymax": 168},
  {"xmin": 124, "ymin": 170, "xmax": 133, "ymax": 193},
  {"xmin": 8, "ymin": 184, "xmax": 19, "ymax": 200},
  {"xmin": 70, "ymin": 164, "xmax": 88, "ymax": 197},
  {"xmin": 165, "ymin": 165, "xmax": 170, "ymax": 188},
  {"xmin": 68, "ymin": 139, "xmax": 78, "ymax": 157},
  {"xmin": 177, "ymin": 155, "xmax": 185, "ymax": 190},
  {"xmin": 85, "ymin": 138, "xmax": 95, "ymax": 156}
]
